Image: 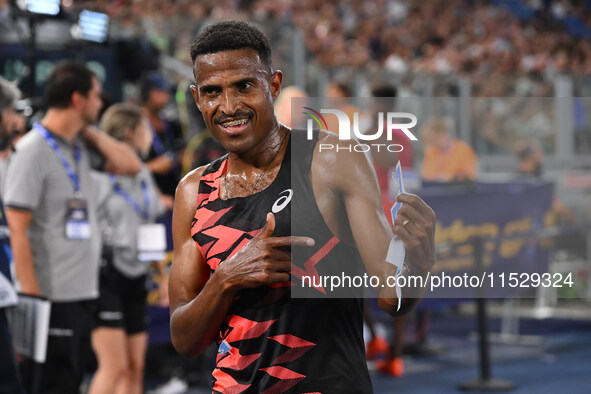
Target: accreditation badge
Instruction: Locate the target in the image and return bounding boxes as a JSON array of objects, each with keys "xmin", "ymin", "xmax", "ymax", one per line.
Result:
[
  {"xmin": 65, "ymin": 198, "xmax": 90, "ymax": 240},
  {"xmin": 137, "ymin": 223, "xmax": 166, "ymax": 262}
]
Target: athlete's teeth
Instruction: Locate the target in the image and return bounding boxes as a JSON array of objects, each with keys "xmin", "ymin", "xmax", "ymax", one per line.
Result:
[{"xmin": 223, "ymin": 119, "xmax": 248, "ymax": 127}]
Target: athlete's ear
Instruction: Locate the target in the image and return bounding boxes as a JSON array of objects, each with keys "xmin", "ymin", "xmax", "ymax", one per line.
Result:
[
  {"xmin": 190, "ymin": 85, "xmax": 201, "ymax": 112},
  {"xmin": 269, "ymin": 70, "xmax": 283, "ymax": 101}
]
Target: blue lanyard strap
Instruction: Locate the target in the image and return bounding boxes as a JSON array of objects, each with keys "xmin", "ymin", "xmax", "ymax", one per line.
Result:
[
  {"xmin": 149, "ymin": 123, "xmax": 166, "ymax": 155},
  {"xmin": 35, "ymin": 123, "xmax": 81, "ymax": 193},
  {"xmin": 109, "ymin": 175, "xmax": 151, "ymax": 220}
]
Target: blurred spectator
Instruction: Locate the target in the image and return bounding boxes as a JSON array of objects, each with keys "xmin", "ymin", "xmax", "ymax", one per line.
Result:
[
  {"xmin": 274, "ymin": 85, "xmax": 308, "ymax": 128},
  {"xmin": 420, "ymin": 117, "xmax": 478, "ymax": 182},
  {"xmin": 0, "ymin": 77, "xmax": 21, "ymax": 192},
  {"xmin": 0, "ymin": 75, "xmax": 25, "ymax": 394},
  {"xmin": 516, "ymin": 138, "xmax": 544, "ymax": 177},
  {"xmin": 183, "ymin": 85, "xmax": 207, "ymax": 137},
  {"xmin": 88, "ymin": 103, "xmax": 165, "ymax": 394},
  {"xmin": 4, "ymin": 61, "xmax": 141, "ymax": 394},
  {"xmin": 324, "ymin": 81, "xmax": 359, "ymax": 135},
  {"xmin": 182, "ymin": 129, "xmax": 226, "ymax": 176},
  {"xmin": 515, "ymin": 138, "xmax": 577, "ymax": 225},
  {"xmin": 10, "ymin": 112, "xmax": 28, "ymax": 145},
  {"xmin": 139, "ymin": 71, "xmax": 183, "ymax": 208},
  {"xmin": 370, "ymin": 84, "xmax": 413, "ymax": 169}
]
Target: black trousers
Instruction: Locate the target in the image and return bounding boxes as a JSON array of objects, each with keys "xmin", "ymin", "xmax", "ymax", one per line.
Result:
[
  {"xmin": 20, "ymin": 300, "xmax": 96, "ymax": 394},
  {"xmin": 0, "ymin": 308, "xmax": 25, "ymax": 394}
]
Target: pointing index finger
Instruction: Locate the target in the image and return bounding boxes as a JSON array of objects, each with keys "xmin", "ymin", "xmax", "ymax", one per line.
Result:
[{"xmin": 268, "ymin": 236, "xmax": 315, "ymax": 247}]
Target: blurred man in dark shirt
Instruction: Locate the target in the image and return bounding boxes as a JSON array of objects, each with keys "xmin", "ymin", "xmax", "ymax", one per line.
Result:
[{"xmin": 140, "ymin": 72, "xmax": 183, "ymax": 203}]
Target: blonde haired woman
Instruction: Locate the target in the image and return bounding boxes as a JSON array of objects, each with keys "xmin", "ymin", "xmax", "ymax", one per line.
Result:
[{"xmin": 88, "ymin": 103, "xmax": 165, "ymax": 394}]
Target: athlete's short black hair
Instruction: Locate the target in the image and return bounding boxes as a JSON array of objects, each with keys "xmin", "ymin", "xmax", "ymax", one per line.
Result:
[
  {"xmin": 371, "ymin": 85, "xmax": 398, "ymax": 99},
  {"xmin": 190, "ymin": 21, "xmax": 272, "ymax": 71},
  {"xmin": 45, "ymin": 61, "xmax": 95, "ymax": 109},
  {"xmin": 371, "ymin": 84, "xmax": 398, "ymax": 111}
]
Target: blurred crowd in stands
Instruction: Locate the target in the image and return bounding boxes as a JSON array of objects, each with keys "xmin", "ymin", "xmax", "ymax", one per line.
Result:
[{"xmin": 47, "ymin": 0, "xmax": 591, "ymax": 97}]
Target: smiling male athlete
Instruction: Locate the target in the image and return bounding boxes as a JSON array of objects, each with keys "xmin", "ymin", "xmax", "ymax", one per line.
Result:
[{"xmin": 169, "ymin": 21, "xmax": 436, "ymax": 393}]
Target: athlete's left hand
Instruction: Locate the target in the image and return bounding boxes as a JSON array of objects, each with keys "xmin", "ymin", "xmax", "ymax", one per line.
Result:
[{"xmin": 392, "ymin": 193, "xmax": 436, "ymax": 277}]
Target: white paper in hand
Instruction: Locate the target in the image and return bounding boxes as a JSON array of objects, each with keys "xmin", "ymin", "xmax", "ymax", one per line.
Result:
[
  {"xmin": 386, "ymin": 161, "xmax": 406, "ymax": 311},
  {"xmin": 390, "ymin": 161, "xmax": 405, "ymax": 220}
]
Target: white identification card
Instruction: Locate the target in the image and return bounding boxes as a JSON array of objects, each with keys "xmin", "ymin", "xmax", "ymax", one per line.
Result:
[
  {"xmin": 137, "ymin": 223, "xmax": 166, "ymax": 262},
  {"xmin": 65, "ymin": 198, "xmax": 90, "ymax": 240},
  {"xmin": 386, "ymin": 161, "xmax": 406, "ymax": 311}
]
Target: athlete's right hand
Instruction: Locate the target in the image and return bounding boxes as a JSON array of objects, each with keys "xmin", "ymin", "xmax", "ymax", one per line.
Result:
[{"xmin": 215, "ymin": 212, "xmax": 315, "ymax": 291}]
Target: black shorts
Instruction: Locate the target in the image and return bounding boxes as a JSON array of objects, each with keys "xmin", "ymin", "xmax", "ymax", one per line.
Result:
[
  {"xmin": 96, "ymin": 255, "xmax": 148, "ymax": 335},
  {"xmin": 20, "ymin": 300, "xmax": 96, "ymax": 394},
  {"xmin": 0, "ymin": 308, "xmax": 25, "ymax": 394}
]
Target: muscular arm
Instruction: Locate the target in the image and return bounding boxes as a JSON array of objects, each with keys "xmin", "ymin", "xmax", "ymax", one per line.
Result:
[
  {"xmin": 82, "ymin": 126, "xmax": 142, "ymax": 175},
  {"xmin": 169, "ymin": 168, "xmax": 315, "ymax": 357},
  {"xmin": 312, "ymin": 132, "xmax": 436, "ymax": 316},
  {"xmin": 5, "ymin": 208, "xmax": 40, "ymax": 296},
  {"xmin": 169, "ymin": 167, "xmax": 232, "ymax": 357}
]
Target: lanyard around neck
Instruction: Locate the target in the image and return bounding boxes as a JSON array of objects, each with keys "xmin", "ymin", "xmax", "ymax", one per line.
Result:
[
  {"xmin": 35, "ymin": 123, "xmax": 82, "ymax": 193},
  {"xmin": 109, "ymin": 174, "xmax": 151, "ymax": 220}
]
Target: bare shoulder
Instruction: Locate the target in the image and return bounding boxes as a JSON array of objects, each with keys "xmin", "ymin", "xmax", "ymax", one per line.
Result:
[
  {"xmin": 175, "ymin": 165, "xmax": 207, "ymax": 200},
  {"xmin": 173, "ymin": 165, "xmax": 209, "ymax": 220},
  {"xmin": 311, "ymin": 131, "xmax": 343, "ymax": 176},
  {"xmin": 311, "ymin": 130, "xmax": 376, "ymax": 190}
]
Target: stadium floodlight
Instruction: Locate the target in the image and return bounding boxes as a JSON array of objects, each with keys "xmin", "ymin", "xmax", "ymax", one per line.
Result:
[
  {"xmin": 70, "ymin": 10, "xmax": 110, "ymax": 43},
  {"xmin": 16, "ymin": 0, "xmax": 60, "ymax": 16}
]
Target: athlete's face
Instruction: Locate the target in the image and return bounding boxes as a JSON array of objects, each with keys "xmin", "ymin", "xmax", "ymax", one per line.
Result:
[{"xmin": 191, "ymin": 48, "xmax": 282, "ymax": 155}]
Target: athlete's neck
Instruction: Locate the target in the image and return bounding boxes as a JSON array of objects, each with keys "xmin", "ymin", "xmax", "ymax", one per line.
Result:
[
  {"xmin": 221, "ymin": 125, "xmax": 290, "ymax": 200},
  {"xmin": 41, "ymin": 109, "xmax": 87, "ymax": 142},
  {"xmin": 227, "ymin": 124, "xmax": 290, "ymax": 172}
]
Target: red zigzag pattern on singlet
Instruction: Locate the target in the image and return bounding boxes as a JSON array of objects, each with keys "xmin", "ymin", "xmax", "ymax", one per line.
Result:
[
  {"xmin": 291, "ymin": 236, "xmax": 340, "ymax": 295},
  {"xmin": 269, "ymin": 334, "xmax": 316, "ymax": 365},
  {"xmin": 212, "ymin": 369, "xmax": 250, "ymax": 394},
  {"xmin": 191, "ymin": 160, "xmax": 263, "ymax": 270},
  {"xmin": 259, "ymin": 366, "xmax": 306, "ymax": 394},
  {"xmin": 213, "ymin": 316, "xmax": 278, "ymax": 393},
  {"xmin": 214, "ymin": 316, "xmax": 318, "ymax": 392},
  {"xmin": 194, "ymin": 157, "xmax": 335, "ymax": 392}
]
